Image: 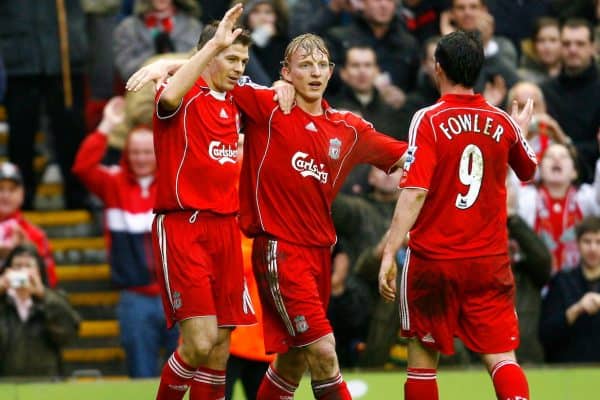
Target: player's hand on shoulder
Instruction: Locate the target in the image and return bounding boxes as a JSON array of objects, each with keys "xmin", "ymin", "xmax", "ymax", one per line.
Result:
[{"xmin": 272, "ymin": 80, "xmax": 295, "ymax": 115}]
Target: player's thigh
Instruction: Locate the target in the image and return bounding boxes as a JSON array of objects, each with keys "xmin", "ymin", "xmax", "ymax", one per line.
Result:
[
  {"xmin": 457, "ymin": 256, "xmax": 518, "ymax": 354},
  {"xmin": 152, "ymin": 213, "xmax": 216, "ymax": 325}
]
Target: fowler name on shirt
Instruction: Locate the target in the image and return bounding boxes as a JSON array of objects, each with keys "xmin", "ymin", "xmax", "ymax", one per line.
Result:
[{"xmin": 438, "ymin": 113, "xmax": 504, "ymax": 143}]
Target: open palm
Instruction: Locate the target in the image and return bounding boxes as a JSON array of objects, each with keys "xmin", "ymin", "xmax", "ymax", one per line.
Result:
[{"xmin": 212, "ymin": 4, "xmax": 244, "ymax": 48}]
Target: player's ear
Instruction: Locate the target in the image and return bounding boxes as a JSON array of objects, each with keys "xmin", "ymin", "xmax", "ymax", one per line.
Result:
[{"xmin": 280, "ymin": 64, "xmax": 291, "ymax": 82}]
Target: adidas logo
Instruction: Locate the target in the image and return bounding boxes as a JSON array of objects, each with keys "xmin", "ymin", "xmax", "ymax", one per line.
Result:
[
  {"xmin": 305, "ymin": 121, "xmax": 317, "ymax": 132},
  {"xmin": 220, "ymin": 108, "xmax": 229, "ymax": 119},
  {"xmin": 422, "ymin": 333, "xmax": 435, "ymax": 343}
]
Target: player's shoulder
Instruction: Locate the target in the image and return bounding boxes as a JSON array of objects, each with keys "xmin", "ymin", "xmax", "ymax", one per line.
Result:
[
  {"xmin": 325, "ymin": 107, "xmax": 372, "ymax": 129},
  {"xmin": 484, "ymin": 101, "xmax": 520, "ymax": 131},
  {"xmin": 236, "ymin": 76, "xmax": 273, "ymax": 92}
]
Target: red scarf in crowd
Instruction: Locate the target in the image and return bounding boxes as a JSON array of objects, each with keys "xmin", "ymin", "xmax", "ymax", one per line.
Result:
[
  {"xmin": 534, "ymin": 185, "xmax": 582, "ymax": 274},
  {"xmin": 144, "ymin": 8, "xmax": 175, "ymax": 34}
]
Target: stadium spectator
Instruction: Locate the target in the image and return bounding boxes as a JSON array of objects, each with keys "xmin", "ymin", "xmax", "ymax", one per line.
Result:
[
  {"xmin": 507, "ymin": 82, "xmax": 571, "ymax": 162},
  {"xmin": 0, "ymin": 245, "xmax": 80, "ymax": 377},
  {"xmin": 330, "ymin": 45, "xmax": 408, "ymax": 143},
  {"xmin": 539, "ymin": 216, "xmax": 600, "ymax": 363},
  {"xmin": 404, "ymin": 36, "xmax": 441, "ymax": 118},
  {"xmin": 518, "ymin": 143, "xmax": 600, "ymax": 274},
  {"xmin": 113, "ymin": 0, "xmax": 202, "ymax": 81},
  {"xmin": 379, "ymin": 31, "xmax": 536, "ymax": 400},
  {"xmin": 441, "ymin": 0, "xmax": 517, "ymax": 67},
  {"xmin": 72, "ymin": 97, "xmax": 179, "ymax": 378},
  {"xmin": 238, "ymin": 0, "xmax": 290, "ymax": 85},
  {"xmin": 398, "ymin": 0, "xmax": 447, "ymax": 44},
  {"xmin": 0, "ymin": 162, "xmax": 57, "ymax": 288},
  {"xmin": 0, "ymin": 0, "xmax": 88, "ymax": 210},
  {"xmin": 519, "ymin": 17, "xmax": 562, "ymax": 85},
  {"xmin": 289, "ymin": 0, "xmax": 361, "ymax": 38},
  {"xmin": 327, "ymin": 0, "xmax": 421, "ymax": 103},
  {"xmin": 472, "ymin": 10, "xmax": 520, "ymax": 104},
  {"xmin": 506, "ymin": 180, "xmax": 552, "ymax": 364},
  {"xmin": 541, "ymin": 18, "xmax": 600, "ymax": 184},
  {"xmin": 82, "ymin": 0, "xmax": 121, "ymax": 131},
  {"xmin": 486, "ymin": 0, "xmax": 551, "ymax": 55}
]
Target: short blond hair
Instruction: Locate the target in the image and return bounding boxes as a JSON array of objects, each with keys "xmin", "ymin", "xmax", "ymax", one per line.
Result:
[{"xmin": 282, "ymin": 34, "xmax": 331, "ymax": 67}]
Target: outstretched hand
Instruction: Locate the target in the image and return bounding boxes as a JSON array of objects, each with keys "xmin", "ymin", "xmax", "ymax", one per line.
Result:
[
  {"xmin": 211, "ymin": 4, "xmax": 244, "ymax": 49},
  {"xmin": 511, "ymin": 98, "xmax": 534, "ymax": 136}
]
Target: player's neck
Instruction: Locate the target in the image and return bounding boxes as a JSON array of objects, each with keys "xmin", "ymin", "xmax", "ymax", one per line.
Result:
[
  {"xmin": 439, "ymin": 82, "xmax": 474, "ymax": 97},
  {"xmin": 201, "ymin": 72, "xmax": 226, "ymax": 95},
  {"xmin": 295, "ymin": 96, "xmax": 324, "ymax": 116},
  {"xmin": 543, "ymin": 182, "xmax": 570, "ymax": 199}
]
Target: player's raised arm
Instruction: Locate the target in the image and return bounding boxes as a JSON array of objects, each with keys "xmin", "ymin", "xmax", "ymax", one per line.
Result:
[{"xmin": 158, "ymin": 4, "xmax": 244, "ymax": 110}]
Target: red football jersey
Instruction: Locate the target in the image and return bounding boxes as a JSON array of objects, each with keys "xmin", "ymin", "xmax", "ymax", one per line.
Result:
[
  {"xmin": 231, "ymin": 79, "xmax": 407, "ymax": 247},
  {"xmin": 153, "ymin": 77, "xmax": 241, "ymax": 213},
  {"xmin": 401, "ymin": 93, "xmax": 537, "ymax": 259}
]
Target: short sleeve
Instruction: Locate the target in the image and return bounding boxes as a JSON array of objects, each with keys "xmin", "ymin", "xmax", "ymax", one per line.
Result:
[
  {"xmin": 231, "ymin": 76, "xmax": 277, "ymax": 124},
  {"xmin": 399, "ymin": 112, "xmax": 437, "ymax": 190},
  {"xmin": 155, "ymin": 81, "xmax": 185, "ymax": 120},
  {"xmin": 352, "ymin": 117, "xmax": 407, "ymax": 173}
]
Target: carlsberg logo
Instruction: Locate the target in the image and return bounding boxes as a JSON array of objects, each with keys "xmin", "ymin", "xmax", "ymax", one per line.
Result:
[
  {"xmin": 291, "ymin": 152, "xmax": 328, "ymax": 184},
  {"xmin": 209, "ymin": 141, "xmax": 238, "ymax": 164}
]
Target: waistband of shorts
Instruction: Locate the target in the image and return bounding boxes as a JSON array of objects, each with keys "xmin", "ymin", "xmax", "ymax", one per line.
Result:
[{"xmin": 153, "ymin": 209, "xmax": 238, "ymax": 219}]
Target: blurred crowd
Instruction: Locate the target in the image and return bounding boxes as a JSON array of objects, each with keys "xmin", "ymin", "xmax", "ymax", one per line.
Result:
[{"xmin": 0, "ymin": 0, "xmax": 600, "ymax": 382}]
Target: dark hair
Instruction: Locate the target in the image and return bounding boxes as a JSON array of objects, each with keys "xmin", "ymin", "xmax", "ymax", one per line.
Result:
[
  {"xmin": 562, "ymin": 18, "xmax": 594, "ymax": 43},
  {"xmin": 239, "ymin": 0, "xmax": 289, "ymax": 37},
  {"xmin": 576, "ymin": 217, "xmax": 600, "ymax": 241},
  {"xmin": 533, "ymin": 17, "xmax": 560, "ymax": 41},
  {"xmin": 452, "ymin": 0, "xmax": 486, "ymax": 8},
  {"xmin": 197, "ymin": 21, "xmax": 252, "ymax": 50},
  {"xmin": 342, "ymin": 44, "xmax": 377, "ymax": 67},
  {"xmin": 1, "ymin": 244, "xmax": 48, "ymax": 286},
  {"xmin": 434, "ymin": 31, "xmax": 484, "ymax": 88}
]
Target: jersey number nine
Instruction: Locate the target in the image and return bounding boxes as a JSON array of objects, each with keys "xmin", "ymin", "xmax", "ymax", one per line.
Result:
[{"xmin": 455, "ymin": 144, "xmax": 483, "ymax": 210}]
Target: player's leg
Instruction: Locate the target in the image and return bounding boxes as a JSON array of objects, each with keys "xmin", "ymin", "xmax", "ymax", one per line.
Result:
[
  {"xmin": 303, "ymin": 333, "xmax": 352, "ymax": 400},
  {"xmin": 189, "ymin": 327, "xmax": 231, "ymax": 400},
  {"xmin": 459, "ymin": 256, "xmax": 528, "ymax": 400},
  {"xmin": 404, "ymin": 338, "xmax": 440, "ymax": 400},
  {"xmin": 257, "ymin": 347, "xmax": 306, "ymax": 400},
  {"xmin": 156, "ymin": 316, "xmax": 219, "ymax": 400},
  {"xmin": 481, "ymin": 352, "xmax": 529, "ymax": 400}
]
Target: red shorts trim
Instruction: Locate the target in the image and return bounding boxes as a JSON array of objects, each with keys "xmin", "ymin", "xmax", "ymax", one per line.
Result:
[
  {"xmin": 152, "ymin": 212, "xmax": 256, "ymax": 328},
  {"xmin": 400, "ymin": 250, "xmax": 519, "ymax": 355},
  {"xmin": 252, "ymin": 236, "xmax": 333, "ymax": 354}
]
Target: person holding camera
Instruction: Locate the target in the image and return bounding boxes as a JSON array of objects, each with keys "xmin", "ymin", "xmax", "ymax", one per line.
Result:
[{"xmin": 0, "ymin": 245, "xmax": 80, "ymax": 377}]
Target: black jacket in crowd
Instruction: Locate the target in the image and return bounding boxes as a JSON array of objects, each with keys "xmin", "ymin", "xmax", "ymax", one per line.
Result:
[{"xmin": 539, "ymin": 266, "xmax": 600, "ymax": 363}]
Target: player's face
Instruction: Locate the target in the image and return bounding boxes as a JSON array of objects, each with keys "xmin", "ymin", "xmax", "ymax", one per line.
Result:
[
  {"xmin": 540, "ymin": 144, "xmax": 577, "ymax": 185},
  {"xmin": 128, "ymin": 129, "xmax": 156, "ymax": 178},
  {"xmin": 452, "ymin": 0, "xmax": 484, "ymax": 31},
  {"xmin": 535, "ymin": 25, "xmax": 561, "ymax": 67},
  {"xmin": 208, "ymin": 43, "xmax": 250, "ymax": 92},
  {"xmin": 578, "ymin": 231, "xmax": 600, "ymax": 270},
  {"xmin": 0, "ymin": 180, "xmax": 23, "ymax": 217},
  {"xmin": 561, "ymin": 26, "xmax": 594, "ymax": 72},
  {"xmin": 341, "ymin": 48, "xmax": 378, "ymax": 94},
  {"xmin": 282, "ymin": 48, "xmax": 333, "ymax": 104}
]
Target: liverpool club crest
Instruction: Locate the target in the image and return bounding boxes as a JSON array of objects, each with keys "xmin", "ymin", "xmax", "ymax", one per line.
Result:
[{"xmin": 328, "ymin": 138, "xmax": 342, "ymax": 160}]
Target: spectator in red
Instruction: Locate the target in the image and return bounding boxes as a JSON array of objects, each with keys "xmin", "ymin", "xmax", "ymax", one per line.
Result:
[
  {"xmin": 0, "ymin": 162, "xmax": 56, "ymax": 287},
  {"xmin": 72, "ymin": 97, "xmax": 179, "ymax": 377}
]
